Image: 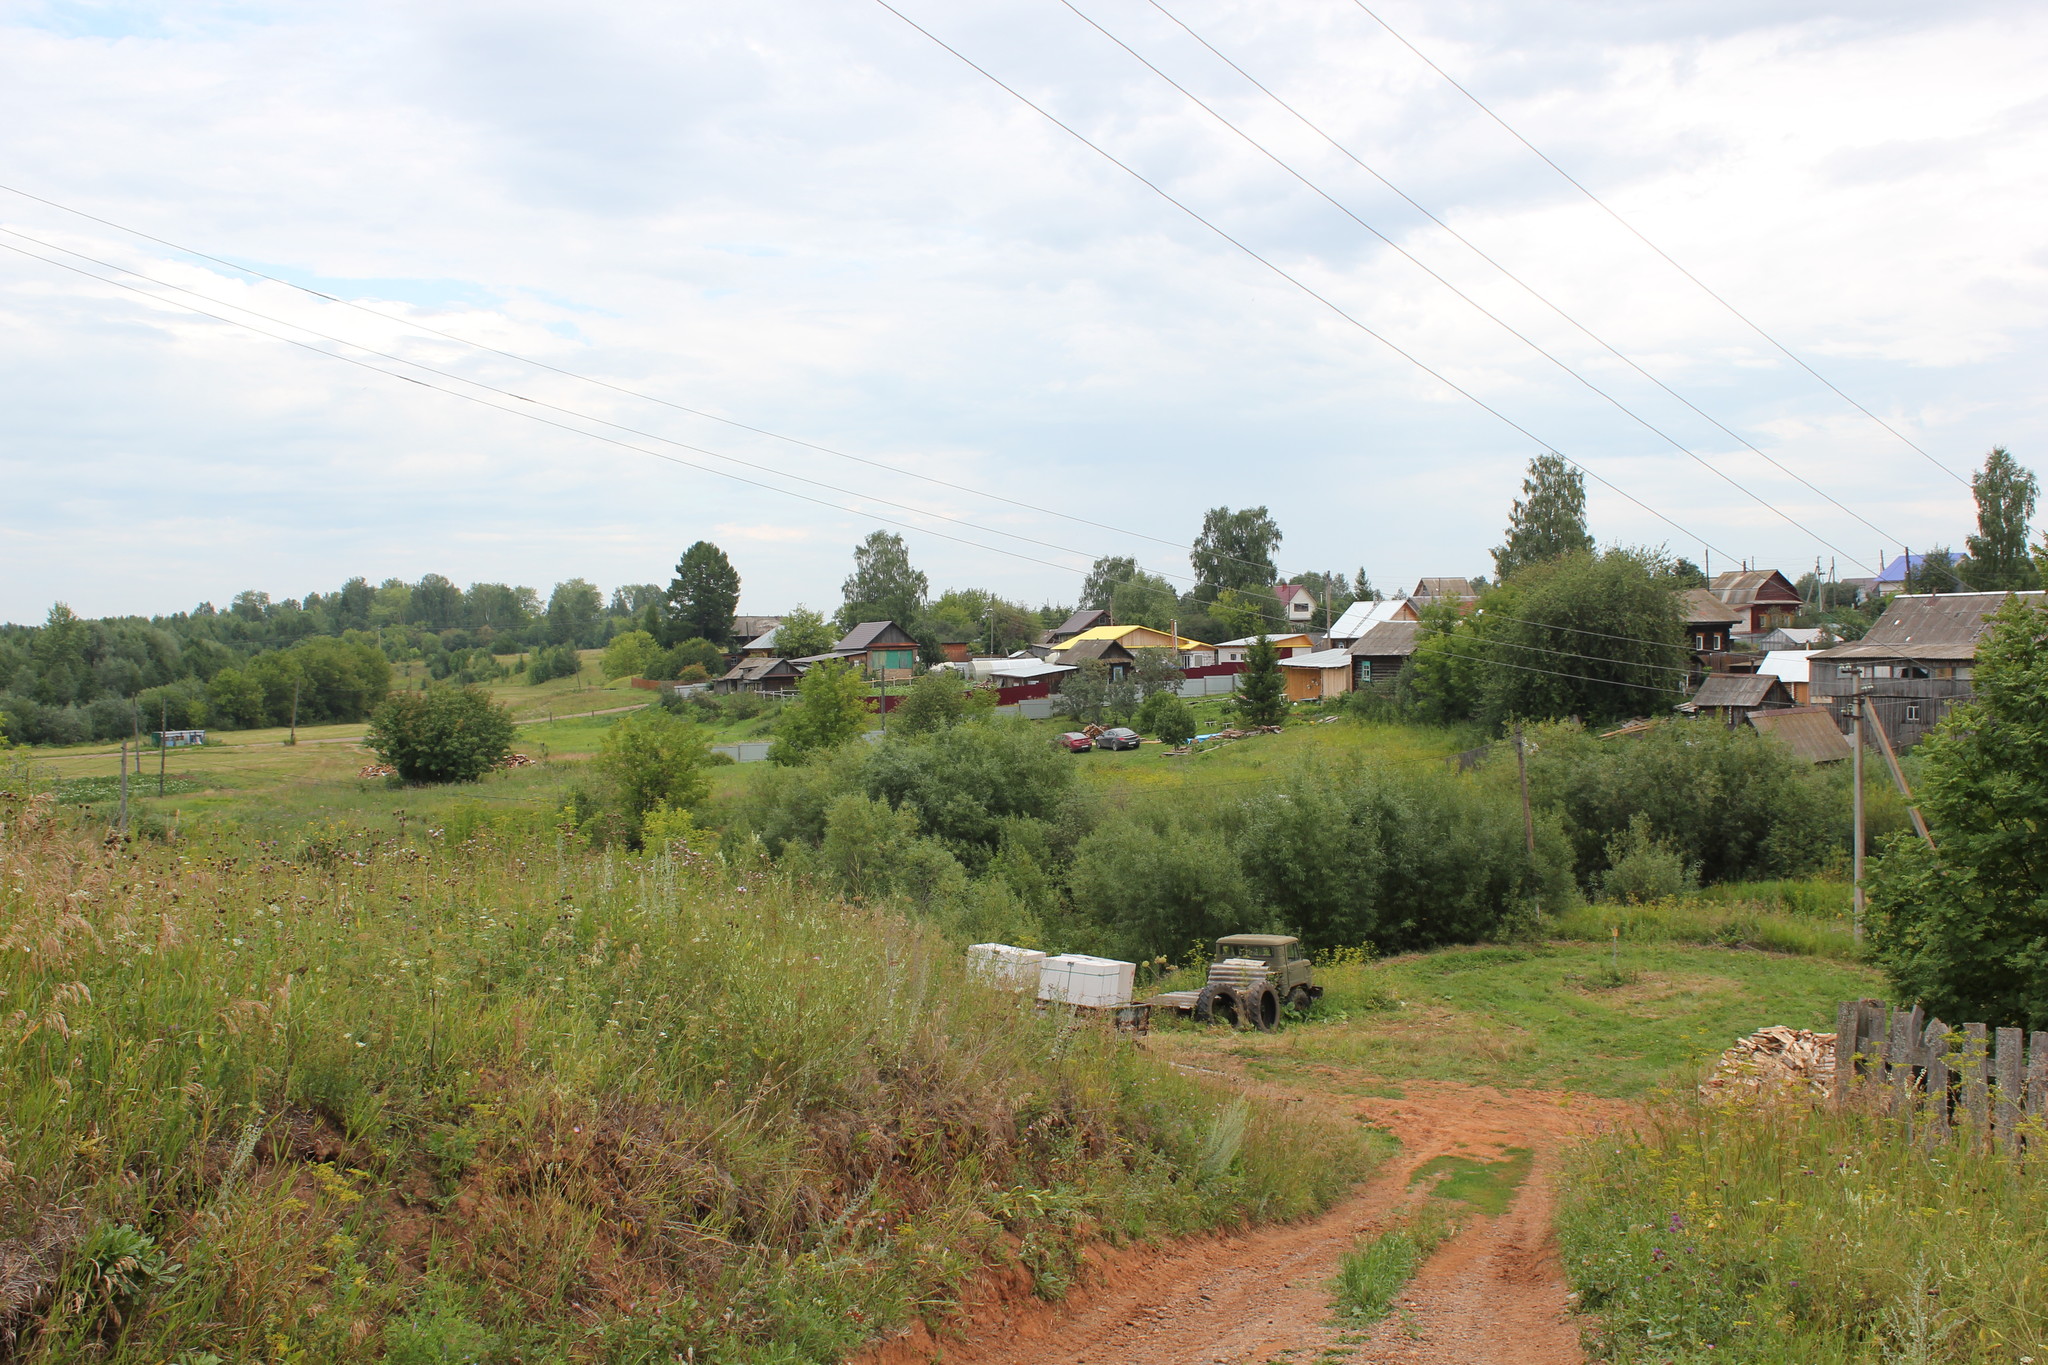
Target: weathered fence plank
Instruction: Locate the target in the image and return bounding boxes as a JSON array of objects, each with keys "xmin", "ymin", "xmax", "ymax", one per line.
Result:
[
  {"xmin": 1833, "ymin": 1000, "xmax": 1860, "ymax": 1107},
  {"xmin": 1889, "ymin": 1012, "xmax": 1916, "ymax": 1121},
  {"xmin": 1923, "ymin": 1022, "xmax": 1951, "ymax": 1149},
  {"xmin": 1965, "ymin": 1022, "xmax": 1991, "ymax": 1146},
  {"xmin": 2029, "ymin": 1031, "xmax": 2048, "ymax": 1125},
  {"xmin": 1996, "ymin": 1027, "xmax": 2025, "ymax": 1155}
]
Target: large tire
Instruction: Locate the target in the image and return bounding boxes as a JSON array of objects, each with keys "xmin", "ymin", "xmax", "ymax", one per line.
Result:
[
  {"xmin": 1193, "ymin": 983, "xmax": 1241, "ymax": 1027},
  {"xmin": 1244, "ymin": 982, "xmax": 1281, "ymax": 1032},
  {"xmin": 1286, "ymin": 985, "xmax": 1314, "ymax": 1019}
]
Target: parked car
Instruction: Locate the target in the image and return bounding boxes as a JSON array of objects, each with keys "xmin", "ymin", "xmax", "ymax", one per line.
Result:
[
  {"xmin": 1057, "ymin": 732, "xmax": 1093, "ymax": 752},
  {"xmin": 1095, "ymin": 727, "xmax": 1141, "ymax": 751}
]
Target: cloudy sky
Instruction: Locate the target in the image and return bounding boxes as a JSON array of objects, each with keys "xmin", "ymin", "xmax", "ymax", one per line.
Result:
[{"xmin": 3, "ymin": 0, "xmax": 2044, "ymax": 624}]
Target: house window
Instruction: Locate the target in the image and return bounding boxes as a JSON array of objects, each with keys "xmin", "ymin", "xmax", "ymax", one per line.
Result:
[
  {"xmin": 1838, "ymin": 665, "xmax": 1856, "ymax": 678},
  {"xmin": 1905, "ymin": 703, "xmax": 1921, "ymax": 722},
  {"xmin": 1693, "ymin": 633, "xmax": 1705, "ymax": 650},
  {"xmin": 1355, "ymin": 659, "xmax": 1373, "ymax": 685},
  {"xmin": 1901, "ymin": 665, "xmax": 1929, "ymax": 680}
]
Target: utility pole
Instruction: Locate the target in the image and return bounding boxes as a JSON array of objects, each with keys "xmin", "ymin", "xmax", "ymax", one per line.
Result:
[
  {"xmin": 158, "ymin": 700, "xmax": 167, "ymax": 796},
  {"xmin": 118, "ymin": 738, "xmax": 130, "ymax": 837},
  {"xmin": 1851, "ymin": 688, "xmax": 1866, "ymax": 945},
  {"xmin": 1514, "ymin": 723, "xmax": 1535, "ymax": 857},
  {"xmin": 289, "ymin": 680, "xmax": 301, "ymax": 746}
]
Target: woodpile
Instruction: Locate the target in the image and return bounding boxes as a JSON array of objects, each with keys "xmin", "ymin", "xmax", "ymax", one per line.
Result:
[
  {"xmin": 358, "ymin": 763, "xmax": 396, "ymax": 779},
  {"xmin": 1700, "ymin": 1025, "xmax": 1837, "ymax": 1103},
  {"xmin": 498, "ymin": 753, "xmax": 534, "ymax": 768}
]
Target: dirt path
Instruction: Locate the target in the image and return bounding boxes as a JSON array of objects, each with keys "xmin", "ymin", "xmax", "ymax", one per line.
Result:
[{"xmin": 857, "ymin": 1060, "xmax": 1622, "ymax": 1365}]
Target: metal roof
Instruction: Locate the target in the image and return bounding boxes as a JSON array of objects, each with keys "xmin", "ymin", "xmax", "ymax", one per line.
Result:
[
  {"xmin": 834, "ymin": 620, "xmax": 917, "ymax": 651},
  {"xmin": 1748, "ymin": 707, "xmax": 1853, "ymax": 763},
  {"xmin": 1810, "ymin": 592, "xmax": 2044, "ymax": 663},
  {"xmin": 1349, "ymin": 620, "xmax": 1422, "ymax": 657},
  {"xmin": 1053, "ymin": 608, "xmax": 1110, "ymax": 638},
  {"xmin": 1329, "ymin": 598, "xmax": 1416, "ymax": 639},
  {"xmin": 1680, "ymin": 587, "xmax": 1742, "ymax": 624},
  {"xmin": 1757, "ymin": 651, "xmax": 1813, "ymax": 685},
  {"xmin": 1064, "ymin": 624, "xmax": 1212, "ymax": 649},
  {"xmin": 1057, "ymin": 637, "xmax": 1135, "ymax": 662},
  {"xmin": 1684, "ymin": 673, "xmax": 1789, "ymax": 710},
  {"xmin": 1217, "ymin": 933, "xmax": 1299, "ymax": 947},
  {"xmin": 1275, "ymin": 648, "xmax": 1353, "ymax": 669},
  {"xmin": 1216, "ymin": 633, "xmax": 1313, "ymax": 648},
  {"xmin": 1709, "ymin": 569, "xmax": 1800, "ymax": 607}
]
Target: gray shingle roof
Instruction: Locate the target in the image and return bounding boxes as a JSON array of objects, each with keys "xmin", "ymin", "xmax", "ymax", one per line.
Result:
[
  {"xmin": 1349, "ymin": 621, "xmax": 1421, "ymax": 657},
  {"xmin": 1810, "ymin": 592, "xmax": 2045, "ymax": 663}
]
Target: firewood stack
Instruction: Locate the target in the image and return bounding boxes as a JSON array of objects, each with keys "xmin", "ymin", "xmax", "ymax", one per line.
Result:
[{"xmin": 1700, "ymin": 1025, "xmax": 1838, "ymax": 1103}]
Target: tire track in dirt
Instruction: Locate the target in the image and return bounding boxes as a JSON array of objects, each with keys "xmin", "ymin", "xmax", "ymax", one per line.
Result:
[{"xmin": 853, "ymin": 1060, "xmax": 1623, "ymax": 1365}]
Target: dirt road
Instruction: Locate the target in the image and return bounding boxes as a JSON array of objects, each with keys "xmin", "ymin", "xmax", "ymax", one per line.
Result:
[{"xmin": 857, "ymin": 1057, "xmax": 1622, "ymax": 1365}]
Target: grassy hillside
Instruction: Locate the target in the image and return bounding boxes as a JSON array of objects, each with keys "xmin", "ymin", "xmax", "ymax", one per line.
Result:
[{"xmin": 0, "ymin": 805, "xmax": 1371, "ymax": 1364}]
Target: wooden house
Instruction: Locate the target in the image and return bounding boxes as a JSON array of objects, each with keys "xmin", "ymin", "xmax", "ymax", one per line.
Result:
[
  {"xmin": 1327, "ymin": 597, "xmax": 1416, "ymax": 646},
  {"xmin": 1809, "ymin": 590, "xmax": 2046, "ymax": 747},
  {"xmin": 1047, "ymin": 609, "xmax": 1111, "ymax": 645},
  {"xmin": 1053, "ymin": 636, "xmax": 1137, "ymax": 680},
  {"xmin": 715, "ymin": 656, "xmax": 800, "ymax": 694},
  {"xmin": 1408, "ymin": 577, "xmax": 1479, "ymax": 613},
  {"xmin": 1709, "ymin": 569, "xmax": 1803, "ymax": 635},
  {"xmin": 1680, "ymin": 588, "xmax": 1742, "ymax": 654},
  {"xmin": 1348, "ymin": 620, "xmax": 1421, "ymax": 689},
  {"xmin": 793, "ymin": 621, "xmax": 920, "ymax": 680}
]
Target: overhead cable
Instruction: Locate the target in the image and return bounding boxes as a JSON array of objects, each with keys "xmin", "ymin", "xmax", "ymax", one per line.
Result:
[{"xmin": 1347, "ymin": 0, "xmax": 1967, "ymax": 485}]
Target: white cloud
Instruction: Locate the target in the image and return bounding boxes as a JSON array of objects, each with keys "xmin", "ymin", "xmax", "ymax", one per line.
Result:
[{"xmin": 0, "ymin": 0, "xmax": 2042, "ymax": 622}]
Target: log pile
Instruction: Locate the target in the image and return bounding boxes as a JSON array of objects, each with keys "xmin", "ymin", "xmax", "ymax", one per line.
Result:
[{"xmin": 1700, "ymin": 1025, "xmax": 1837, "ymax": 1103}]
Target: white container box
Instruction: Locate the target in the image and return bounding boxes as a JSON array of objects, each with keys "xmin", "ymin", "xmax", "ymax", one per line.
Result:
[
  {"xmin": 1036, "ymin": 953, "xmax": 1136, "ymax": 1008},
  {"xmin": 967, "ymin": 943, "xmax": 1046, "ymax": 992}
]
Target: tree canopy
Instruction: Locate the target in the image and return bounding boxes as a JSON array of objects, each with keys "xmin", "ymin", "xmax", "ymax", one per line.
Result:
[
  {"xmin": 1190, "ymin": 506, "xmax": 1281, "ymax": 598},
  {"xmin": 1079, "ymin": 556, "xmax": 1139, "ymax": 612},
  {"xmin": 666, "ymin": 541, "xmax": 742, "ymax": 646},
  {"xmin": 772, "ymin": 604, "xmax": 837, "ymax": 661},
  {"xmin": 1492, "ymin": 454, "xmax": 1594, "ymax": 583},
  {"xmin": 839, "ymin": 531, "xmax": 928, "ymax": 629},
  {"xmin": 1963, "ymin": 446, "xmax": 2041, "ymax": 591}
]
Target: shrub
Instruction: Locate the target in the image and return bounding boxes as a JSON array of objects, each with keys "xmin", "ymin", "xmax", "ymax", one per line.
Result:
[
  {"xmin": 1137, "ymin": 692, "xmax": 1196, "ymax": 746},
  {"xmin": 890, "ymin": 668, "xmax": 968, "ymax": 736},
  {"xmin": 365, "ymin": 686, "xmax": 516, "ymax": 783},
  {"xmin": 1597, "ymin": 814, "xmax": 1696, "ymax": 903},
  {"xmin": 526, "ymin": 644, "xmax": 580, "ymax": 685},
  {"xmin": 769, "ymin": 661, "xmax": 870, "ymax": 765},
  {"xmin": 584, "ymin": 709, "xmax": 713, "ymax": 844},
  {"xmin": 600, "ymin": 630, "xmax": 658, "ymax": 680}
]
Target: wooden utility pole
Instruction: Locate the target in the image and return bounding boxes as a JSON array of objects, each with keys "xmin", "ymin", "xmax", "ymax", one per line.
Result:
[
  {"xmin": 1851, "ymin": 690, "xmax": 1866, "ymax": 944},
  {"xmin": 1865, "ymin": 703, "xmax": 1936, "ymax": 850},
  {"xmin": 118, "ymin": 739, "xmax": 129, "ymax": 837},
  {"xmin": 289, "ymin": 680, "xmax": 301, "ymax": 746},
  {"xmin": 158, "ymin": 700, "xmax": 167, "ymax": 796},
  {"xmin": 1514, "ymin": 724, "xmax": 1535, "ymax": 856}
]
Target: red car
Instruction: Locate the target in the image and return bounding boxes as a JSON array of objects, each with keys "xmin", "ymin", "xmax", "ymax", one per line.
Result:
[{"xmin": 1057, "ymin": 732, "xmax": 1094, "ymax": 752}]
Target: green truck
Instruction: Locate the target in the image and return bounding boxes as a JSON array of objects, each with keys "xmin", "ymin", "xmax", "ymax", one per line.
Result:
[{"xmin": 1148, "ymin": 934, "xmax": 1321, "ymax": 1031}]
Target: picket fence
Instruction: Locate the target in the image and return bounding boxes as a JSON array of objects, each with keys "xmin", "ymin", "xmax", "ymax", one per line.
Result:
[{"xmin": 1833, "ymin": 999, "xmax": 2048, "ymax": 1152}]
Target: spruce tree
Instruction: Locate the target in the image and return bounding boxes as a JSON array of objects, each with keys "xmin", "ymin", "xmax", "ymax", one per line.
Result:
[
  {"xmin": 666, "ymin": 542, "xmax": 742, "ymax": 647},
  {"xmin": 1233, "ymin": 634, "xmax": 1288, "ymax": 727}
]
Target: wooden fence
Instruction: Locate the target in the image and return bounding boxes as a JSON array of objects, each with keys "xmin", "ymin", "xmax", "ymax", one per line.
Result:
[{"xmin": 1833, "ymin": 999, "xmax": 2048, "ymax": 1151}]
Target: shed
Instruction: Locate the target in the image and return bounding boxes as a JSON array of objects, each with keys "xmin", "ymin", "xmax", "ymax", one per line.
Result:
[
  {"xmin": 1327, "ymin": 597, "xmax": 1416, "ymax": 644},
  {"xmin": 715, "ymin": 656, "xmax": 800, "ymax": 694},
  {"xmin": 1757, "ymin": 650, "xmax": 1815, "ymax": 704},
  {"xmin": 1348, "ymin": 620, "xmax": 1421, "ymax": 689},
  {"xmin": 1276, "ymin": 647, "xmax": 1353, "ymax": 702},
  {"xmin": 1747, "ymin": 707, "xmax": 1853, "ymax": 764},
  {"xmin": 1679, "ymin": 672, "xmax": 1794, "ymax": 726}
]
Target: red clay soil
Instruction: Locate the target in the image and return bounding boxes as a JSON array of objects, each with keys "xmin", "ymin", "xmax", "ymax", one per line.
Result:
[{"xmin": 852, "ymin": 1063, "xmax": 1624, "ymax": 1365}]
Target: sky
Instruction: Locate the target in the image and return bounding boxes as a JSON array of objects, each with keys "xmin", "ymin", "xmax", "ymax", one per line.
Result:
[{"xmin": 2, "ymin": 0, "xmax": 2045, "ymax": 624}]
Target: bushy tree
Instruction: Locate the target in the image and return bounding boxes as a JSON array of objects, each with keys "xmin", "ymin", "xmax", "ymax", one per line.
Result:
[
  {"xmin": 1108, "ymin": 571, "xmax": 1178, "ymax": 632},
  {"xmin": 646, "ymin": 637, "xmax": 725, "ymax": 681},
  {"xmin": 1131, "ymin": 647, "xmax": 1185, "ymax": 699},
  {"xmin": 1400, "ymin": 604, "xmax": 1487, "ymax": 725},
  {"xmin": 839, "ymin": 530, "xmax": 927, "ymax": 629},
  {"xmin": 206, "ymin": 667, "xmax": 266, "ymax": 729},
  {"xmin": 1212, "ymin": 588, "xmax": 1283, "ymax": 639},
  {"xmin": 1905, "ymin": 548, "xmax": 1962, "ymax": 594},
  {"xmin": 769, "ymin": 661, "xmax": 871, "ymax": 765},
  {"xmin": 890, "ymin": 668, "xmax": 972, "ymax": 736},
  {"xmin": 860, "ymin": 720, "xmax": 1076, "ymax": 867},
  {"xmin": 1069, "ymin": 813, "xmax": 1253, "ymax": 958},
  {"xmin": 1080, "ymin": 556, "xmax": 1139, "ymax": 612},
  {"xmin": 365, "ymin": 686, "xmax": 517, "ymax": 783},
  {"xmin": 1869, "ymin": 597, "xmax": 2048, "ymax": 1027},
  {"xmin": 1056, "ymin": 658, "xmax": 1137, "ymax": 727},
  {"xmin": 1963, "ymin": 447, "xmax": 2041, "ymax": 591},
  {"xmin": 816, "ymin": 793, "xmax": 967, "ymax": 909},
  {"xmin": 1233, "ymin": 635, "xmax": 1288, "ymax": 727},
  {"xmin": 666, "ymin": 541, "xmax": 742, "ymax": 646},
  {"xmin": 1191, "ymin": 506, "xmax": 1281, "ymax": 598},
  {"xmin": 1479, "ymin": 549, "xmax": 1686, "ymax": 726},
  {"xmin": 601, "ymin": 630, "xmax": 658, "ymax": 681},
  {"xmin": 1492, "ymin": 454, "xmax": 1593, "ymax": 583},
  {"xmin": 1137, "ymin": 691, "xmax": 1197, "ymax": 746},
  {"xmin": 546, "ymin": 579, "xmax": 604, "ymax": 647},
  {"xmin": 924, "ymin": 589, "xmax": 1038, "ymax": 654},
  {"xmin": 588, "ymin": 708, "xmax": 714, "ymax": 834},
  {"xmin": 526, "ymin": 644, "xmax": 581, "ymax": 685},
  {"xmin": 772, "ymin": 604, "xmax": 837, "ymax": 660}
]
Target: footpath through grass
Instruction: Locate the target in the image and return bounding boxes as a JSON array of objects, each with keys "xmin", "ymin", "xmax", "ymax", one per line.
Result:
[{"xmin": 0, "ymin": 802, "xmax": 1376, "ymax": 1364}]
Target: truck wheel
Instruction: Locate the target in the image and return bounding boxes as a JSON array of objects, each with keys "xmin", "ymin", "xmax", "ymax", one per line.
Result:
[
  {"xmin": 1286, "ymin": 985, "xmax": 1314, "ymax": 1018},
  {"xmin": 1193, "ymin": 984, "xmax": 1240, "ymax": 1027},
  {"xmin": 1244, "ymin": 982, "xmax": 1280, "ymax": 1032}
]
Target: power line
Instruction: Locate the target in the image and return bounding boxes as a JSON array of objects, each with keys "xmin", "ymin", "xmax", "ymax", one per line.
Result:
[
  {"xmin": 1141, "ymin": 0, "xmax": 1937, "ymax": 569},
  {"xmin": 0, "ymin": 238, "xmax": 1103, "ymax": 581},
  {"xmin": 870, "ymin": 0, "xmax": 1740, "ymax": 570},
  {"xmin": 0, "ymin": 227, "xmax": 1206, "ymax": 583},
  {"xmin": 0, "ymin": 180, "xmax": 1277, "ymax": 585},
  {"xmin": 1347, "ymin": 0, "xmax": 1968, "ymax": 486},
  {"xmin": 1053, "ymin": 0, "xmax": 1874, "ymax": 577}
]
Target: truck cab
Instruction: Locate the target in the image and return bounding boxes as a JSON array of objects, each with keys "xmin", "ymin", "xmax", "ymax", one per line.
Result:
[{"xmin": 1210, "ymin": 934, "xmax": 1319, "ymax": 1012}]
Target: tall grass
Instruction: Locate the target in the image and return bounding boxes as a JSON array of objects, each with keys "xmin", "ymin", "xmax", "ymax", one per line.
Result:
[
  {"xmin": 0, "ymin": 795, "xmax": 1372, "ymax": 1363},
  {"xmin": 1559, "ymin": 1094, "xmax": 2048, "ymax": 1362},
  {"xmin": 1554, "ymin": 891, "xmax": 1861, "ymax": 960}
]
